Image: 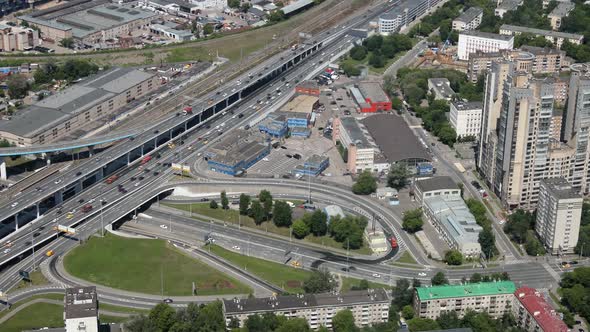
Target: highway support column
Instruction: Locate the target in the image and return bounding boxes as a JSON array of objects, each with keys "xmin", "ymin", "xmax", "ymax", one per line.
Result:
[{"xmin": 0, "ymin": 157, "xmax": 6, "ymax": 180}]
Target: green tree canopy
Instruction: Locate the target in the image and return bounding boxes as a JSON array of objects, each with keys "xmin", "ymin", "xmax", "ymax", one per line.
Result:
[
  {"xmin": 352, "ymin": 170, "xmax": 377, "ymax": 195},
  {"xmin": 402, "ymin": 208, "xmax": 424, "ymax": 233},
  {"xmin": 303, "ymin": 269, "xmax": 337, "ymax": 293},
  {"xmin": 220, "ymin": 190, "xmax": 229, "ymax": 210},
  {"xmin": 444, "ymin": 249, "xmax": 463, "ymax": 265},
  {"xmin": 387, "ymin": 163, "xmax": 410, "ymax": 190},
  {"xmin": 292, "ymin": 219, "xmax": 310, "ymax": 239},
  {"xmin": 332, "ymin": 309, "xmax": 359, "ymax": 332},
  {"xmin": 273, "ymin": 200, "xmax": 293, "ymax": 227},
  {"xmin": 239, "ymin": 193, "xmax": 251, "ymax": 215},
  {"xmin": 431, "ymin": 272, "xmax": 449, "ymax": 285}
]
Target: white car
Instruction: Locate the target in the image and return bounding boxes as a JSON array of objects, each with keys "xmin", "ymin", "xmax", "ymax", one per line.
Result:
[
  {"xmin": 10, "ymin": 202, "xmax": 18, "ymax": 208},
  {"xmin": 499, "ymin": 219, "xmax": 506, "ymax": 225},
  {"xmin": 372, "ymin": 273, "xmax": 381, "ymax": 278},
  {"xmin": 3, "ymin": 249, "xmax": 10, "ymax": 254},
  {"xmin": 160, "ymin": 224, "xmax": 168, "ymax": 229},
  {"xmin": 135, "ymin": 182, "xmax": 140, "ymax": 187},
  {"xmin": 54, "ymin": 179, "xmax": 62, "ymax": 185},
  {"xmin": 88, "ymin": 199, "xmax": 95, "ymax": 204},
  {"xmin": 418, "ymin": 272, "xmax": 427, "ymax": 277},
  {"xmin": 232, "ymin": 245, "xmax": 241, "ymax": 250}
]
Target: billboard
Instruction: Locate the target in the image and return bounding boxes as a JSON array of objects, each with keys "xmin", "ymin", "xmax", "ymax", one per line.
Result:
[
  {"xmin": 171, "ymin": 163, "xmax": 190, "ymax": 175},
  {"xmin": 57, "ymin": 224, "xmax": 76, "ymax": 234}
]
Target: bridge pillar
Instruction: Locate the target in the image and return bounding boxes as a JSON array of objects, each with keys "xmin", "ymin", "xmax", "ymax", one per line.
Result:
[
  {"xmin": 169, "ymin": 129, "xmax": 173, "ymax": 140},
  {"xmin": 88, "ymin": 145, "xmax": 94, "ymax": 157},
  {"xmin": 127, "ymin": 152, "xmax": 131, "ymax": 165},
  {"xmin": 0, "ymin": 157, "xmax": 6, "ymax": 181},
  {"xmin": 184, "ymin": 122, "xmax": 188, "ymax": 131},
  {"xmin": 36, "ymin": 203, "xmax": 40, "ymax": 218},
  {"xmin": 55, "ymin": 190, "xmax": 63, "ymax": 205},
  {"xmin": 14, "ymin": 214, "xmax": 18, "ymax": 231}
]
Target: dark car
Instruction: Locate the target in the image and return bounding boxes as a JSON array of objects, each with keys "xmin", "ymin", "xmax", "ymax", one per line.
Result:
[
  {"xmin": 76, "ymin": 171, "xmax": 82, "ymax": 176},
  {"xmin": 130, "ymin": 177, "xmax": 137, "ymax": 181},
  {"xmin": 155, "ymin": 153, "xmax": 161, "ymax": 159},
  {"xmin": 33, "ymin": 232, "xmax": 40, "ymax": 237},
  {"xmin": 78, "ymin": 198, "xmax": 84, "ymax": 204},
  {"xmin": 138, "ymin": 176, "xmax": 145, "ymax": 181},
  {"xmin": 153, "ymin": 171, "xmax": 159, "ymax": 176},
  {"xmin": 280, "ymin": 146, "xmax": 287, "ymax": 150},
  {"xmin": 200, "ymin": 198, "xmax": 210, "ymax": 202},
  {"xmin": 144, "ymin": 169, "xmax": 150, "ymax": 173},
  {"xmin": 25, "ymin": 241, "xmax": 31, "ymax": 246},
  {"xmin": 286, "ymin": 154, "xmax": 293, "ymax": 158},
  {"xmin": 238, "ymin": 114, "xmax": 244, "ymax": 118},
  {"xmin": 471, "ymin": 181, "xmax": 482, "ymax": 189},
  {"xmin": 293, "ymin": 154, "xmax": 302, "ymax": 160},
  {"xmin": 101, "ymin": 200, "xmax": 107, "ymax": 206},
  {"xmin": 154, "ymin": 130, "xmax": 159, "ymax": 134}
]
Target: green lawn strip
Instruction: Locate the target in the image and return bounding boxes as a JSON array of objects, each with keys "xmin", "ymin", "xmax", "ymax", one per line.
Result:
[
  {"xmin": 0, "ymin": 294, "xmax": 64, "ymax": 321},
  {"xmin": 208, "ymin": 244, "xmax": 311, "ymax": 294},
  {"xmin": 0, "ymin": 302, "xmax": 64, "ymax": 332},
  {"xmin": 165, "ymin": 203, "xmax": 372, "ymax": 254},
  {"xmin": 340, "ymin": 277, "xmax": 392, "ymax": 292},
  {"xmin": 64, "ymin": 233, "xmax": 251, "ymax": 296},
  {"xmin": 99, "ymin": 315, "xmax": 129, "ymax": 324},
  {"xmin": 394, "ymin": 251, "xmax": 418, "ymax": 265},
  {"xmin": 98, "ymin": 303, "xmax": 149, "ymax": 315},
  {"xmin": 11, "ymin": 269, "xmax": 49, "ymax": 292}
]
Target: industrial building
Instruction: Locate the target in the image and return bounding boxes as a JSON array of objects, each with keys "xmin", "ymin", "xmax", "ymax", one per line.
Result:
[
  {"xmin": 535, "ymin": 178, "xmax": 582, "ymax": 254},
  {"xmin": 281, "ymin": 94, "xmax": 319, "ymax": 114},
  {"xmin": 349, "ymin": 82, "xmax": 391, "ymax": 113},
  {"xmin": 428, "ymin": 78, "xmax": 455, "ymax": 101},
  {"xmin": 295, "ymin": 80, "xmax": 320, "ymax": 96},
  {"xmin": 414, "ymin": 281, "xmax": 516, "ymax": 319},
  {"xmin": 293, "ymin": 154, "xmax": 329, "ymax": 177},
  {"xmin": 513, "ymin": 287, "xmax": 569, "ymax": 332},
  {"xmin": 149, "ymin": 23, "xmax": 193, "ymax": 41},
  {"xmin": 0, "ymin": 22, "xmax": 39, "ymax": 51},
  {"xmin": 205, "ymin": 130, "xmax": 270, "ymax": 176},
  {"xmin": 457, "ymin": 31, "xmax": 514, "ymax": 61},
  {"xmin": 20, "ymin": 0, "xmax": 158, "ymax": 46},
  {"xmin": 452, "ymin": 7, "xmax": 483, "ymax": 32},
  {"xmin": 499, "ymin": 24, "xmax": 583, "ymax": 49},
  {"xmin": 223, "ymin": 289, "xmax": 390, "ymax": 329},
  {"xmin": 65, "ymin": 286, "xmax": 99, "ymax": 332},
  {"xmin": 332, "ymin": 116, "xmax": 376, "ymax": 174},
  {"xmin": 413, "ymin": 176, "xmax": 461, "ymax": 205},
  {"xmin": 141, "ymin": 0, "xmax": 202, "ymax": 15},
  {"xmin": 258, "ymin": 113, "xmax": 289, "ymax": 138},
  {"xmin": 0, "ymin": 67, "xmax": 158, "ymax": 146},
  {"xmin": 377, "ymin": 0, "xmax": 445, "ymax": 34},
  {"xmin": 422, "ymin": 196, "xmax": 483, "ymax": 257},
  {"xmin": 449, "ymin": 101, "xmax": 482, "ymax": 139}
]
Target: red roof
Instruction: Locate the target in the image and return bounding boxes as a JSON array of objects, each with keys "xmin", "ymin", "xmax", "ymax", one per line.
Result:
[{"xmin": 514, "ymin": 287, "xmax": 568, "ymax": 332}]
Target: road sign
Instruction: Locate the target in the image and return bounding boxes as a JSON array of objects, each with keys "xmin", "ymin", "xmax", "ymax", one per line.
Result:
[
  {"xmin": 18, "ymin": 270, "xmax": 30, "ymax": 281},
  {"xmin": 57, "ymin": 224, "xmax": 76, "ymax": 234}
]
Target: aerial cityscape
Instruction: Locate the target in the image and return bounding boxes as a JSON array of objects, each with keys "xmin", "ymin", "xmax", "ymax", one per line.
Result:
[{"xmin": 0, "ymin": 0, "xmax": 589, "ymax": 331}]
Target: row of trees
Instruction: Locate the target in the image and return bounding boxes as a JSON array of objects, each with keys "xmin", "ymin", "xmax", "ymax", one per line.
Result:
[
  {"xmin": 292, "ymin": 210, "xmax": 368, "ymax": 250},
  {"xmin": 352, "ymin": 170, "xmax": 377, "ymax": 195},
  {"xmin": 34, "ymin": 60, "xmax": 100, "ymax": 86},
  {"xmin": 560, "ymin": 266, "xmax": 590, "ymax": 326},
  {"xmin": 575, "ymin": 202, "xmax": 590, "ymax": 256},
  {"xmin": 341, "ymin": 33, "xmax": 413, "ymax": 76},
  {"xmin": 464, "ymin": 199, "xmax": 499, "ymax": 260},
  {"xmin": 502, "ymin": 209, "xmax": 545, "ymax": 256},
  {"xmin": 125, "ymin": 301, "xmax": 225, "ymax": 332}
]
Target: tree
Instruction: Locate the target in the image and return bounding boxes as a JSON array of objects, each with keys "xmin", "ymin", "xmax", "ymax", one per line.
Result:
[
  {"xmin": 268, "ymin": 9, "xmax": 286, "ymax": 23},
  {"xmin": 203, "ymin": 23, "xmax": 214, "ymax": 35},
  {"xmin": 303, "ymin": 269, "xmax": 336, "ymax": 293},
  {"xmin": 341, "ymin": 62, "xmax": 361, "ymax": 76},
  {"xmin": 349, "ymin": 46, "xmax": 367, "ymax": 61},
  {"xmin": 239, "ymin": 193, "xmax": 250, "ymax": 215},
  {"xmin": 352, "ymin": 170, "xmax": 377, "ymax": 195},
  {"xmin": 273, "ymin": 201, "xmax": 292, "ymax": 227},
  {"xmin": 259, "ymin": 190, "xmax": 273, "ymax": 219},
  {"xmin": 525, "ymin": 231, "xmax": 545, "ymax": 256},
  {"xmin": 310, "ymin": 209, "xmax": 328, "ymax": 236},
  {"xmin": 391, "ymin": 278, "xmax": 413, "ymax": 308},
  {"xmin": 209, "ymin": 199, "xmax": 218, "ymax": 209},
  {"xmin": 387, "ymin": 163, "xmax": 410, "ymax": 190},
  {"xmin": 227, "ymin": 0, "xmax": 240, "ymax": 8},
  {"xmin": 368, "ymin": 53, "xmax": 385, "ymax": 68},
  {"xmin": 470, "ymin": 273, "xmax": 482, "ymax": 283},
  {"xmin": 444, "ymin": 249, "xmax": 463, "ymax": 265},
  {"xmin": 220, "ymin": 191, "xmax": 229, "ymax": 210},
  {"xmin": 149, "ymin": 303, "xmax": 176, "ymax": 332},
  {"xmin": 292, "ymin": 219, "xmax": 310, "ymax": 239},
  {"xmin": 431, "ymin": 272, "xmax": 449, "ymax": 285},
  {"xmin": 250, "ymin": 200, "xmax": 265, "ymax": 225},
  {"xmin": 332, "ymin": 309, "xmax": 359, "ymax": 332},
  {"xmin": 402, "ymin": 208, "xmax": 424, "ymax": 233},
  {"xmin": 125, "ymin": 315, "xmax": 158, "ymax": 332},
  {"xmin": 59, "ymin": 37, "xmax": 75, "ymax": 49},
  {"xmin": 407, "ymin": 317, "xmax": 440, "ymax": 331},
  {"xmin": 276, "ymin": 318, "xmax": 310, "ymax": 332},
  {"xmin": 436, "ymin": 311, "xmax": 461, "ymax": 329},
  {"xmin": 7, "ymin": 74, "xmax": 29, "ymax": 99},
  {"xmin": 401, "ymin": 305, "xmax": 415, "ymax": 320},
  {"xmin": 239, "ymin": 2, "xmax": 251, "ymax": 12},
  {"xmin": 329, "ymin": 215, "xmax": 367, "ymax": 249},
  {"xmin": 504, "ymin": 209, "xmax": 534, "ymax": 244},
  {"xmin": 364, "ymin": 35, "xmax": 383, "ymax": 51}
]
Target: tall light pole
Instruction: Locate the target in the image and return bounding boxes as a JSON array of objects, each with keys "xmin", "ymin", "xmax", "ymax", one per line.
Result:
[{"xmin": 31, "ymin": 229, "xmax": 35, "ymax": 272}]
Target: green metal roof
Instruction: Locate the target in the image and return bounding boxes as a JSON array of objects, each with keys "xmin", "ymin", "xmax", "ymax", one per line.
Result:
[{"xmin": 416, "ymin": 281, "xmax": 516, "ymax": 301}]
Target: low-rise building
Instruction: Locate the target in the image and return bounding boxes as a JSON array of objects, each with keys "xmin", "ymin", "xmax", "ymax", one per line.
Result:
[
  {"xmin": 414, "ymin": 281, "xmax": 517, "ymax": 320},
  {"xmin": 413, "ymin": 176, "xmax": 461, "ymax": 205},
  {"xmin": 376, "ymin": 187, "xmax": 398, "ymax": 199},
  {"xmin": 0, "ymin": 22, "xmax": 39, "ymax": 51},
  {"xmin": 223, "ymin": 289, "xmax": 390, "ymax": 329},
  {"xmin": 495, "ymin": 0, "xmax": 524, "ymax": 18},
  {"xmin": 149, "ymin": 24, "xmax": 193, "ymax": 41},
  {"xmin": 295, "ymin": 80, "xmax": 320, "ymax": 96},
  {"xmin": 65, "ymin": 286, "xmax": 98, "ymax": 332},
  {"xmin": 349, "ymin": 82, "xmax": 392, "ymax": 113},
  {"xmin": 450, "ymin": 101, "xmax": 483, "ymax": 139},
  {"xmin": 535, "ymin": 178, "xmax": 583, "ymax": 254},
  {"xmin": 365, "ymin": 229, "xmax": 388, "ymax": 253},
  {"xmin": 499, "ymin": 24, "xmax": 583, "ymax": 49},
  {"xmin": 0, "ymin": 67, "xmax": 158, "ymax": 146},
  {"xmin": 332, "ymin": 116, "xmax": 376, "ymax": 174},
  {"xmin": 377, "ymin": 0, "xmax": 446, "ymax": 34},
  {"xmin": 141, "ymin": 0, "xmax": 202, "ymax": 15},
  {"xmin": 458, "ymin": 31, "xmax": 514, "ymax": 61},
  {"xmin": 280, "ymin": 95, "xmax": 318, "ymax": 115},
  {"xmin": 422, "ymin": 196, "xmax": 483, "ymax": 257},
  {"xmin": 293, "ymin": 154, "xmax": 329, "ymax": 177},
  {"xmin": 206, "ymin": 130, "xmax": 270, "ymax": 176},
  {"xmin": 258, "ymin": 113, "xmax": 289, "ymax": 138},
  {"xmin": 513, "ymin": 287, "xmax": 569, "ymax": 332},
  {"xmin": 548, "ymin": 2, "xmax": 575, "ymax": 30},
  {"xmin": 452, "ymin": 7, "xmax": 483, "ymax": 31},
  {"xmin": 428, "ymin": 78, "xmax": 456, "ymax": 101}
]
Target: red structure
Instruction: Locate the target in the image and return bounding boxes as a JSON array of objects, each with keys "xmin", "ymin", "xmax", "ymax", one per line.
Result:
[
  {"xmin": 513, "ymin": 287, "xmax": 568, "ymax": 332},
  {"xmin": 351, "ymin": 82, "xmax": 392, "ymax": 113},
  {"xmin": 295, "ymin": 80, "xmax": 320, "ymax": 96}
]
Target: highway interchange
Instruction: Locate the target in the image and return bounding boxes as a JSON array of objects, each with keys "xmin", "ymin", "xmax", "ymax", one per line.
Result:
[{"xmin": 0, "ymin": 0, "xmax": 573, "ymax": 313}]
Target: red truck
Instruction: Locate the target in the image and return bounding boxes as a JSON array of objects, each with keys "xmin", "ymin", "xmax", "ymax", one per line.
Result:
[
  {"xmin": 390, "ymin": 237, "xmax": 398, "ymax": 249},
  {"xmin": 82, "ymin": 204, "xmax": 93, "ymax": 213},
  {"xmin": 182, "ymin": 106, "xmax": 193, "ymax": 115},
  {"xmin": 141, "ymin": 155, "xmax": 152, "ymax": 165},
  {"xmin": 105, "ymin": 175, "xmax": 119, "ymax": 184}
]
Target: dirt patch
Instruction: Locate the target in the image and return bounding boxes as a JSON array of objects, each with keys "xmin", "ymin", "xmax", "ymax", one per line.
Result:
[
  {"xmin": 200, "ymin": 279, "xmax": 237, "ymax": 290},
  {"xmin": 286, "ymin": 280, "xmax": 302, "ymax": 288}
]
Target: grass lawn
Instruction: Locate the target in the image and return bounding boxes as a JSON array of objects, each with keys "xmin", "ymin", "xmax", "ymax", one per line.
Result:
[
  {"xmin": 0, "ymin": 302, "xmax": 64, "ymax": 332},
  {"xmin": 99, "ymin": 303, "xmax": 149, "ymax": 315},
  {"xmin": 394, "ymin": 251, "xmax": 418, "ymax": 265},
  {"xmin": 11, "ymin": 270, "xmax": 48, "ymax": 292},
  {"xmin": 340, "ymin": 277, "xmax": 392, "ymax": 292},
  {"xmin": 209, "ymin": 244, "xmax": 311, "ymax": 294},
  {"xmin": 165, "ymin": 47, "xmax": 214, "ymax": 63},
  {"xmin": 165, "ymin": 203, "xmax": 372, "ymax": 254},
  {"xmin": 64, "ymin": 233, "xmax": 251, "ymax": 296}
]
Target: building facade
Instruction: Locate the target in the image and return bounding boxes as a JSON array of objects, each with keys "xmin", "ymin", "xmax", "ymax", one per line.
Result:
[
  {"xmin": 513, "ymin": 287, "xmax": 569, "ymax": 332},
  {"xmin": 535, "ymin": 178, "xmax": 582, "ymax": 254},
  {"xmin": 449, "ymin": 101, "xmax": 482, "ymax": 139},
  {"xmin": 349, "ymin": 83, "xmax": 392, "ymax": 113},
  {"xmin": 295, "ymin": 81, "xmax": 320, "ymax": 96},
  {"xmin": 224, "ymin": 289, "xmax": 390, "ymax": 330},
  {"xmin": 413, "ymin": 176, "xmax": 461, "ymax": 205},
  {"xmin": 499, "ymin": 24, "xmax": 583, "ymax": 49},
  {"xmin": 548, "ymin": 2, "xmax": 575, "ymax": 30},
  {"xmin": 452, "ymin": 7, "xmax": 483, "ymax": 31},
  {"xmin": 457, "ymin": 31, "xmax": 514, "ymax": 61},
  {"xmin": 332, "ymin": 117, "xmax": 375, "ymax": 174},
  {"xmin": 377, "ymin": 0, "xmax": 446, "ymax": 34},
  {"xmin": 0, "ymin": 22, "xmax": 39, "ymax": 51},
  {"xmin": 414, "ymin": 281, "xmax": 516, "ymax": 320},
  {"xmin": 65, "ymin": 286, "xmax": 99, "ymax": 332}
]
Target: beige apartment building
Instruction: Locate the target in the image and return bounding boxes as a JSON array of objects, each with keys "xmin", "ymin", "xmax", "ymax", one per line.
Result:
[
  {"xmin": 332, "ymin": 116, "xmax": 376, "ymax": 174},
  {"xmin": 0, "ymin": 67, "xmax": 157, "ymax": 146},
  {"xmin": 499, "ymin": 24, "xmax": 583, "ymax": 49},
  {"xmin": 0, "ymin": 22, "xmax": 39, "ymax": 51},
  {"xmin": 414, "ymin": 281, "xmax": 516, "ymax": 320},
  {"xmin": 536, "ymin": 178, "xmax": 582, "ymax": 254}
]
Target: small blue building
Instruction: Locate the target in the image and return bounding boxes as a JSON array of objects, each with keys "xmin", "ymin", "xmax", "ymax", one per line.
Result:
[
  {"xmin": 259, "ymin": 114, "xmax": 289, "ymax": 138},
  {"xmin": 293, "ymin": 154, "xmax": 329, "ymax": 177},
  {"xmin": 206, "ymin": 130, "xmax": 271, "ymax": 176}
]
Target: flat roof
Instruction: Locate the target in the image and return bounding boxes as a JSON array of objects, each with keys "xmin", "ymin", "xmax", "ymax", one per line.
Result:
[
  {"xmin": 282, "ymin": 0, "xmax": 314, "ymax": 15},
  {"xmin": 304, "ymin": 154, "xmax": 328, "ymax": 166},
  {"xmin": 428, "ymin": 78, "xmax": 456, "ymax": 98},
  {"xmin": 416, "ymin": 281, "xmax": 516, "ymax": 301},
  {"xmin": 339, "ymin": 117, "xmax": 372, "ymax": 149},
  {"xmin": 520, "ymin": 45, "xmax": 564, "ymax": 55},
  {"xmin": 454, "ymin": 7, "xmax": 483, "ymax": 23},
  {"xmin": 358, "ymin": 82, "xmax": 390, "ymax": 103},
  {"xmin": 208, "ymin": 130, "xmax": 269, "ymax": 166},
  {"xmin": 497, "ymin": 0, "xmax": 522, "ymax": 10},
  {"xmin": 22, "ymin": 1, "xmax": 158, "ymax": 39},
  {"xmin": 514, "ymin": 287, "xmax": 568, "ymax": 332},
  {"xmin": 415, "ymin": 176, "xmax": 458, "ymax": 192},
  {"xmin": 500, "ymin": 24, "xmax": 583, "ymax": 40},
  {"xmin": 224, "ymin": 289, "xmax": 389, "ymax": 314},
  {"xmin": 151, "ymin": 24, "xmax": 194, "ymax": 38},
  {"xmin": 451, "ymin": 101, "xmax": 483, "ymax": 111},
  {"xmin": 65, "ymin": 286, "xmax": 98, "ymax": 319},
  {"xmin": 424, "ymin": 196, "xmax": 483, "ymax": 248},
  {"xmin": 281, "ymin": 95, "xmax": 318, "ymax": 113},
  {"xmin": 0, "ymin": 67, "xmax": 154, "ymax": 138},
  {"xmin": 549, "ymin": 2, "xmax": 575, "ymax": 17},
  {"xmin": 461, "ymin": 30, "xmax": 514, "ymax": 41},
  {"xmin": 360, "ymin": 114, "xmax": 430, "ymax": 163},
  {"xmin": 541, "ymin": 178, "xmax": 582, "ymax": 200}
]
